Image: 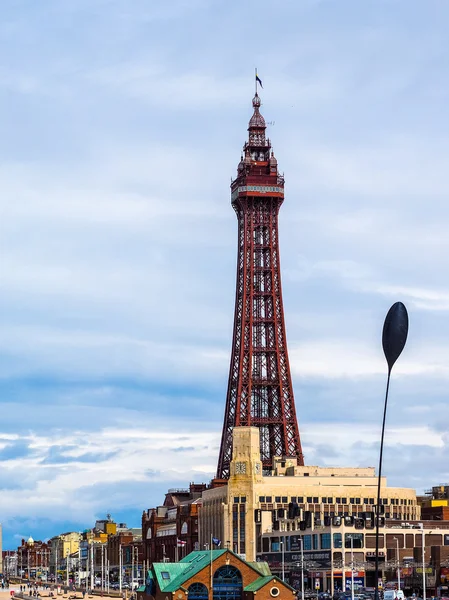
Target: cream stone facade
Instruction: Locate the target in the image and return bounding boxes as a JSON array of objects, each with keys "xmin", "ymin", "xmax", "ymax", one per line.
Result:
[{"xmin": 200, "ymin": 427, "xmax": 419, "ymax": 563}]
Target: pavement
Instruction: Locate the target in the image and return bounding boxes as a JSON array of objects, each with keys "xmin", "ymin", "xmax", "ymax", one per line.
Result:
[{"xmin": 1, "ymin": 587, "xmax": 122, "ymax": 600}]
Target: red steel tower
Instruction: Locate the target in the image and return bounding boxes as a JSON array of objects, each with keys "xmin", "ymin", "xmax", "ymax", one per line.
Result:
[{"xmin": 216, "ymin": 90, "xmax": 304, "ymax": 479}]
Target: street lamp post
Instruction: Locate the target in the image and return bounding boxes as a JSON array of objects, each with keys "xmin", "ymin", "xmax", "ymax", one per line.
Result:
[
  {"xmin": 393, "ymin": 537, "xmax": 401, "ymax": 591},
  {"xmin": 300, "ymin": 537, "xmax": 305, "ymax": 600},
  {"xmin": 119, "ymin": 544, "xmax": 123, "ymax": 593},
  {"xmin": 280, "ymin": 538, "xmax": 285, "ymax": 582},
  {"xmin": 420, "ymin": 524, "xmax": 426, "ymax": 600},
  {"xmin": 375, "ymin": 302, "xmax": 409, "ymax": 600},
  {"xmin": 350, "ymin": 536, "xmax": 355, "ymax": 600}
]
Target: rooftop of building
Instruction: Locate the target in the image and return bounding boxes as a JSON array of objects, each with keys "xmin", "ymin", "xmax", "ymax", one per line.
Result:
[{"xmin": 148, "ymin": 550, "xmax": 278, "ymax": 594}]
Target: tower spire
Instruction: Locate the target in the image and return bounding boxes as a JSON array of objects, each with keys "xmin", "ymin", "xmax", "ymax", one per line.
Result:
[{"xmin": 216, "ymin": 91, "xmax": 304, "ymax": 479}]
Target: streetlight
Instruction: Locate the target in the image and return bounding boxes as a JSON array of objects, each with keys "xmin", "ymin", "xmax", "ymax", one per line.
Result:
[
  {"xmin": 280, "ymin": 538, "xmax": 285, "ymax": 582},
  {"xmin": 419, "ymin": 524, "xmax": 429, "ymax": 600},
  {"xmin": 375, "ymin": 302, "xmax": 409, "ymax": 600},
  {"xmin": 393, "ymin": 537, "xmax": 400, "ymax": 591},
  {"xmin": 299, "ymin": 536, "xmax": 305, "ymax": 600},
  {"xmin": 349, "ymin": 536, "xmax": 355, "ymax": 600}
]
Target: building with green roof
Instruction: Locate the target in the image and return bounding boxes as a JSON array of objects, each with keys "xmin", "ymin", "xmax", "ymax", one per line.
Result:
[{"xmin": 137, "ymin": 548, "xmax": 295, "ymax": 600}]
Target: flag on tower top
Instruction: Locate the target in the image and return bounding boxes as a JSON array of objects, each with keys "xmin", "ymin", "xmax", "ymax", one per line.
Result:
[
  {"xmin": 212, "ymin": 537, "xmax": 221, "ymax": 547},
  {"xmin": 256, "ymin": 71, "xmax": 263, "ymax": 88}
]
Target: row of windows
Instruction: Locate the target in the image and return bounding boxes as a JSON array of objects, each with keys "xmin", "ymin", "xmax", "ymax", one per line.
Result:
[
  {"xmin": 234, "ymin": 497, "xmax": 247, "ymax": 504},
  {"xmin": 268, "ymin": 533, "xmax": 364, "ymax": 552},
  {"xmin": 238, "ymin": 185, "xmax": 283, "ymax": 193},
  {"xmin": 258, "ymin": 496, "xmax": 414, "ymax": 506}
]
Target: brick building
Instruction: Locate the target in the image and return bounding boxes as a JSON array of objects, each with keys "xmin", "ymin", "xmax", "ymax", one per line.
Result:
[
  {"xmin": 17, "ymin": 537, "xmax": 50, "ymax": 578},
  {"xmin": 138, "ymin": 549, "xmax": 294, "ymax": 600},
  {"xmin": 420, "ymin": 485, "xmax": 449, "ymax": 521},
  {"xmin": 107, "ymin": 528, "xmax": 143, "ymax": 581},
  {"xmin": 142, "ymin": 483, "xmax": 206, "ymax": 566}
]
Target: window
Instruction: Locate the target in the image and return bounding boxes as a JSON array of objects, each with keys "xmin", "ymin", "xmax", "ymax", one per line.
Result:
[
  {"xmin": 161, "ymin": 572, "xmax": 170, "ymax": 580},
  {"xmin": 213, "ymin": 565, "xmax": 242, "ymax": 600},
  {"xmin": 275, "ymin": 497, "xmax": 281, "ymax": 503},
  {"xmin": 271, "ymin": 537, "xmax": 280, "ymax": 552},
  {"xmin": 188, "ymin": 583, "xmax": 208, "ymax": 600},
  {"xmin": 298, "ymin": 497, "xmax": 304, "ymax": 503},
  {"xmin": 369, "ymin": 498, "xmax": 375, "ymax": 505},
  {"xmin": 234, "ymin": 497, "xmax": 240, "ymax": 504},
  {"xmin": 240, "ymin": 497, "xmax": 246, "ymax": 503},
  {"xmin": 336, "ymin": 497, "xmax": 341, "ymax": 504},
  {"xmin": 304, "ymin": 473, "xmax": 309, "ymax": 476},
  {"xmin": 350, "ymin": 498, "xmax": 355, "ymax": 504},
  {"xmin": 303, "ymin": 535, "xmax": 312, "ymax": 551},
  {"xmin": 320, "ymin": 533, "xmax": 331, "ymax": 550},
  {"xmin": 342, "ymin": 498, "xmax": 347, "ymax": 504},
  {"xmin": 327, "ymin": 497, "xmax": 333, "ymax": 504},
  {"xmin": 291, "ymin": 497, "xmax": 297, "ymax": 503},
  {"xmin": 355, "ymin": 498, "xmax": 361, "ymax": 505},
  {"xmin": 313, "ymin": 534, "xmax": 318, "ymax": 550},
  {"xmin": 282, "ymin": 496, "xmax": 288, "ymax": 503},
  {"xmin": 333, "ymin": 533, "xmax": 342, "ymax": 548},
  {"xmin": 239, "ymin": 504, "xmax": 246, "ymax": 554},
  {"xmin": 313, "ymin": 497, "xmax": 319, "ymax": 503},
  {"xmin": 259, "ymin": 496, "xmax": 266, "ymax": 503},
  {"xmin": 364, "ymin": 498, "xmax": 369, "ymax": 504},
  {"xmin": 307, "ymin": 497, "xmax": 312, "ymax": 503},
  {"xmin": 266, "ymin": 496, "xmax": 272, "ymax": 503},
  {"xmin": 345, "ymin": 533, "xmax": 364, "ymax": 549}
]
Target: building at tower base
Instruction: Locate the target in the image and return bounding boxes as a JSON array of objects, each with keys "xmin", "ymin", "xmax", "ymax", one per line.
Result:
[{"xmin": 198, "ymin": 427, "xmax": 449, "ymax": 591}]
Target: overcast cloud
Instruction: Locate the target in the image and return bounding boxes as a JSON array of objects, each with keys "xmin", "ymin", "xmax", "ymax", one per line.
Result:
[{"xmin": 1, "ymin": 0, "xmax": 449, "ymax": 548}]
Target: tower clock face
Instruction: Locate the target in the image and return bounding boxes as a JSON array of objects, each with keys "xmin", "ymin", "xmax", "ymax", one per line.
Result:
[{"xmin": 235, "ymin": 461, "xmax": 246, "ymax": 474}]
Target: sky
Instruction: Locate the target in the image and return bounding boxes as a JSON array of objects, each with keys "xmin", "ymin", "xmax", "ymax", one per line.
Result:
[{"xmin": 1, "ymin": 0, "xmax": 449, "ymax": 550}]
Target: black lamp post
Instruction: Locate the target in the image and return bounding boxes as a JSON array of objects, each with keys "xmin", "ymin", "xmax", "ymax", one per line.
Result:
[{"xmin": 374, "ymin": 302, "xmax": 409, "ymax": 600}]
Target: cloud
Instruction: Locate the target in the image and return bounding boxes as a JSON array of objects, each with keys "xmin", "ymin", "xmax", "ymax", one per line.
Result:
[{"xmin": 1, "ymin": 0, "xmax": 448, "ymax": 549}]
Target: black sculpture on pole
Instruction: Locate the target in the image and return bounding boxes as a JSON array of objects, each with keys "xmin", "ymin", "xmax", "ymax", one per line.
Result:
[{"xmin": 374, "ymin": 302, "xmax": 409, "ymax": 600}]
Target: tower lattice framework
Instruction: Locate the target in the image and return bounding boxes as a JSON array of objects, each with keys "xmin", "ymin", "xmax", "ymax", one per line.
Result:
[{"xmin": 216, "ymin": 91, "xmax": 304, "ymax": 479}]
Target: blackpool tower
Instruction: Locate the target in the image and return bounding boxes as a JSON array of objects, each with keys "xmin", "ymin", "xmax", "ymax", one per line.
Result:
[{"xmin": 216, "ymin": 88, "xmax": 304, "ymax": 479}]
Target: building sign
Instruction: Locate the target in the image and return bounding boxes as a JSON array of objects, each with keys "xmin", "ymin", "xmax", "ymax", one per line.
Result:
[
  {"xmin": 258, "ymin": 550, "xmax": 331, "ymax": 568},
  {"xmin": 416, "ymin": 568, "xmax": 432, "ymax": 574},
  {"xmin": 366, "ymin": 552, "xmax": 385, "ymax": 558},
  {"xmin": 345, "ymin": 577, "xmax": 364, "ymax": 590}
]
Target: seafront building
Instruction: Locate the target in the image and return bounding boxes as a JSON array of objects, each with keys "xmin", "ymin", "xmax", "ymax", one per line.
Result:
[
  {"xmin": 199, "ymin": 427, "xmax": 449, "ymax": 592},
  {"xmin": 201, "ymin": 428, "xmax": 418, "ymax": 559}
]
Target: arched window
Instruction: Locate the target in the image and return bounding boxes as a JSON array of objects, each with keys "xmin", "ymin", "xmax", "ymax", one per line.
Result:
[
  {"xmin": 213, "ymin": 565, "xmax": 242, "ymax": 600},
  {"xmin": 188, "ymin": 582, "xmax": 208, "ymax": 600}
]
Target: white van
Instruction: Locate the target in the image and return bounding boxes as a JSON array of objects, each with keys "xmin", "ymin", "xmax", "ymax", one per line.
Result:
[{"xmin": 384, "ymin": 590, "xmax": 405, "ymax": 600}]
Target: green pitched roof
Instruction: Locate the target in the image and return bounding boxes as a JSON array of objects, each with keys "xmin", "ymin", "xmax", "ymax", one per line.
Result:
[
  {"xmin": 152, "ymin": 550, "xmax": 276, "ymax": 595},
  {"xmin": 245, "ymin": 576, "xmax": 277, "ymax": 592},
  {"xmin": 164, "ymin": 550, "xmax": 227, "ymax": 592},
  {"xmin": 153, "ymin": 562, "xmax": 190, "ymax": 591},
  {"xmin": 247, "ymin": 561, "xmax": 272, "ymax": 577}
]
